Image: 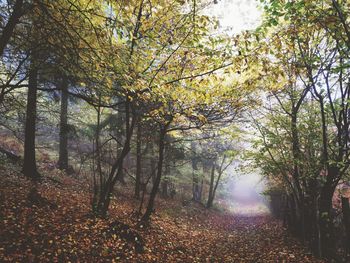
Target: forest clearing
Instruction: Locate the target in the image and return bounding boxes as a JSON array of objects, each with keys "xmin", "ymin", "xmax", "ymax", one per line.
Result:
[{"xmin": 1, "ymin": 0, "xmax": 350, "ymax": 262}]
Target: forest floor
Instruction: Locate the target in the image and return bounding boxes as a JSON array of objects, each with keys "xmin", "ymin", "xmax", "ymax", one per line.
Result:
[{"xmin": 0, "ymin": 163, "xmax": 325, "ymax": 262}]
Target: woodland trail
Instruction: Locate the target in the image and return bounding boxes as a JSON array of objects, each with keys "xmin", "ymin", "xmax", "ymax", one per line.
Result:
[
  {"xmin": 198, "ymin": 214, "xmax": 324, "ymax": 262},
  {"xmin": 0, "ymin": 169, "xmax": 324, "ymax": 263},
  {"xmin": 134, "ymin": 198, "xmax": 324, "ymax": 262}
]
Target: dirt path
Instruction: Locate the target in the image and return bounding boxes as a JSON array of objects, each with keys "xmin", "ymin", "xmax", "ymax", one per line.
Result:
[
  {"xmin": 203, "ymin": 215, "xmax": 323, "ymax": 262},
  {"xmin": 133, "ymin": 202, "xmax": 324, "ymax": 263},
  {"xmin": 0, "ymin": 169, "xmax": 324, "ymax": 263}
]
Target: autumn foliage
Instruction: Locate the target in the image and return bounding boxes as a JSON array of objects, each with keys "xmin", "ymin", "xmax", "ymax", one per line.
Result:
[{"xmin": 0, "ymin": 162, "xmax": 324, "ymax": 262}]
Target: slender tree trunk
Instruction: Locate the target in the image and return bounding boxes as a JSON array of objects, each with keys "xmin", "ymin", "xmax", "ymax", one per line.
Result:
[
  {"xmin": 94, "ymin": 99, "xmax": 135, "ymax": 217},
  {"xmin": 58, "ymin": 76, "xmax": 69, "ymax": 171},
  {"xmin": 116, "ymin": 100, "xmax": 125, "ymax": 184},
  {"xmin": 315, "ymin": 93, "xmax": 337, "ymax": 258},
  {"xmin": 191, "ymin": 142, "xmax": 200, "ymax": 201},
  {"xmin": 207, "ymin": 160, "xmax": 216, "ymax": 208},
  {"xmin": 95, "ymin": 98, "xmax": 102, "ymax": 183},
  {"xmin": 315, "ymin": 194, "xmax": 322, "ymax": 258},
  {"xmin": 135, "ymin": 121, "xmax": 142, "ymax": 199},
  {"xmin": 291, "ymin": 111, "xmax": 306, "ymax": 240},
  {"xmin": 97, "ymin": 131, "xmax": 133, "ymax": 217},
  {"xmin": 208, "ymin": 157, "xmax": 226, "ymax": 208},
  {"xmin": 141, "ymin": 127, "xmax": 166, "ymax": 222},
  {"xmin": 199, "ymin": 164, "xmax": 208, "ymax": 201},
  {"xmin": 192, "ymin": 172, "xmax": 201, "ymax": 201},
  {"xmin": 0, "ymin": 0, "xmax": 23, "ymax": 56},
  {"xmin": 92, "ymin": 98, "xmax": 102, "ymax": 213},
  {"xmin": 207, "ymin": 155, "xmax": 229, "ymax": 208},
  {"xmin": 22, "ymin": 55, "xmax": 39, "ymax": 180},
  {"xmin": 150, "ymin": 142, "xmax": 156, "ymax": 184},
  {"xmin": 161, "ymin": 158, "xmax": 171, "ymax": 198},
  {"xmin": 211, "ymin": 170, "xmax": 223, "ymax": 206}
]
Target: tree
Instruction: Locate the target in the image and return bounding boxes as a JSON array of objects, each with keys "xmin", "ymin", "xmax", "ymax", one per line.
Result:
[
  {"xmin": 206, "ymin": 144, "xmax": 235, "ymax": 208},
  {"xmin": 22, "ymin": 51, "xmax": 39, "ymax": 180},
  {"xmin": 0, "ymin": 0, "xmax": 24, "ymax": 56},
  {"xmin": 57, "ymin": 75, "xmax": 69, "ymax": 171},
  {"xmin": 249, "ymin": 0, "xmax": 350, "ymax": 258},
  {"xmin": 91, "ymin": 0, "xmax": 245, "ymax": 218},
  {"xmin": 17, "ymin": 0, "xmax": 113, "ymax": 179}
]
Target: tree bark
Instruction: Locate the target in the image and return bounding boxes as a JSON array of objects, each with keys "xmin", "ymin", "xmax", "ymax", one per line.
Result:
[
  {"xmin": 191, "ymin": 142, "xmax": 200, "ymax": 201},
  {"xmin": 58, "ymin": 76, "xmax": 69, "ymax": 171},
  {"xmin": 211, "ymin": 170, "xmax": 223, "ymax": 206},
  {"xmin": 141, "ymin": 127, "xmax": 167, "ymax": 222},
  {"xmin": 92, "ymin": 99, "xmax": 102, "ymax": 213},
  {"xmin": 22, "ymin": 55, "xmax": 39, "ymax": 180},
  {"xmin": 116, "ymin": 100, "xmax": 126, "ymax": 184},
  {"xmin": 135, "ymin": 121, "xmax": 142, "ymax": 199},
  {"xmin": 206, "ymin": 160, "xmax": 216, "ymax": 208}
]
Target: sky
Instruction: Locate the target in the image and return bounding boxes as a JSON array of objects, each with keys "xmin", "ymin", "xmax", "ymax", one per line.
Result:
[{"xmin": 205, "ymin": 0, "xmax": 262, "ymax": 35}]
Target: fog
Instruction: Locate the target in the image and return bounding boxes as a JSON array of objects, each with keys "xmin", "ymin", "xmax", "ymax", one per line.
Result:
[{"xmin": 221, "ymin": 164, "xmax": 269, "ymax": 216}]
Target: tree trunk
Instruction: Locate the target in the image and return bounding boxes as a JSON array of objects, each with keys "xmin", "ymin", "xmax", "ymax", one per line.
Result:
[
  {"xmin": 150, "ymin": 142, "xmax": 156, "ymax": 184},
  {"xmin": 92, "ymin": 98, "xmax": 102, "ymax": 213},
  {"xmin": 94, "ymin": 98, "xmax": 135, "ymax": 217},
  {"xmin": 288, "ymin": 194, "xmax": 298, "ymax": 233},
  {"xmin": 135, "ymin": 122, "xmax": 142, "ymax": 199},
  {"xmin": 116, "ymin": 100, "xmax": 125, "ymax": 184},
  {"xmin": 161, "ymin": 158, "xmax": 171, "ymax": 198},
  {"xmin": 0, "ymin": 0, "xmax": 23, "ymax": 56},
  {"xmin": 22, "ymin": 55, "xmax": 39, "ymax": 180},
  {"xmin": 210, "ymin": 161, "xmax": 225, "ymax": 208},
  {"xmin": 290, "ymin": 111, "xmax": 306, "ymax": 241},
  {"xmin": 315, "ymin": 93, "xmax": 337, "ymax": 258},
  {"xmin": 96, "ymin": 133, "xmax": 133, "ymax": 217},
  {"xmin": 341, "ymin": 197, "xmax": 350, "ymax": 255},
  {"xmin": 191, "ymin": 142, "xmax": 200, "ymax": 201},
  {"xmin": 318, "ymin": 179, "xmax": 337, "ymax": 259},
  {"xmin": 95, "ymin": 97, "xmax": 102, "ymax": 182},
  {"xmin": 58, "ymin": 76, "xmax": 69, "ymax": 171},
  {"xmin": 206, "ymin": 160, "xmax": 216, "ymax": 208},
  {"xmin": 315, "ymin": 194, "xmax": 322, "ymax": 258},
  {"xmin": 192, "ymin": 173, "xmax": 201, "ymax": 201},
  {"xmin": 141, "ymin": 127, "xmax": 166, "ymax": 222},
  {"xmin": 199, "ymin": 164, "xmax": 207, "ymax": 202}
]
